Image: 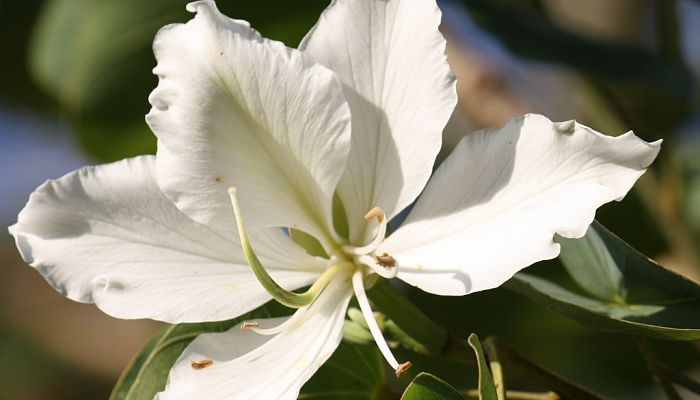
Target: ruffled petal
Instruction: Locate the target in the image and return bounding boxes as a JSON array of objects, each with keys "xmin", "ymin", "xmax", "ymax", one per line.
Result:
[
  {"xmin": 9, "ymin": 156, "xmax": 324, "ymax": 323},
  {"xmin": 300, "ymin": 0, "xmax": 457, "ymax": 244},
  {"xmin": 156, "ymin": 271, "xmax": 353, "ymax": 400},
  {"xmin": 381, "ymin": 114, "xmax": 661, "ymax": 295},
  {"xmin": 147, "ymin": 0, "xmax": 351, "ymax": 245}
]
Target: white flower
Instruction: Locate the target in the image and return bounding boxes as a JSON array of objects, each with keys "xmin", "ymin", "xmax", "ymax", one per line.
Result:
[{"xmin": 9, "ymin": 0, "xmax": 661, "ymax": 399}]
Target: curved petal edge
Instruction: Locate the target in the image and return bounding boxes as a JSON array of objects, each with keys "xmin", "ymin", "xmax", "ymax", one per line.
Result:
[
  {"xmin": 147, "ymin": 0, "xmax": 351, "ymax": 245},
  {"xmin": 381, "ymin": 114, "xmax": 661, "ymax": 296}
]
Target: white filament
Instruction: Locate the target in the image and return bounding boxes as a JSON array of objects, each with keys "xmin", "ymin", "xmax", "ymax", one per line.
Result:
[{"xmin": 352, "ymin": 270, "xmax": 400, "ymax": 370}]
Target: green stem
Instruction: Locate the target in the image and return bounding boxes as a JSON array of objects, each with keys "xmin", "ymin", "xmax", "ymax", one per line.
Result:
[
  {"xmin": 464, "ymin": 390, "xmax": 559, "ymax": 400},
  {"xmin": 483, "ymin": 337, "xmax": 506, "ymax": 400},
  {"xmin": 660, "ymin": 362, "xmax": 700, "ymax": 395},
  {"xmin": 633, "ymin": 337, "xmax": 682, "ymax": 400},
  {"xmin": 446, "ymin": 336, "xmax": 603, "ymax": 400}
]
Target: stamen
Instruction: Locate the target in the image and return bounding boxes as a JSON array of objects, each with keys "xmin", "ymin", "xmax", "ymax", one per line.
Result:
[
  {"xmin": 375, "ymin": 253, "xmax": 396, "ymax": 267},
  {"xmin": 395, "ymin": 361, "xmax": 413, "ymax": 378},
  {"xmin": 352, "ymin": 270, "xmax": 411, "ymax": 377},
  {"xmin": 244, "ymin": 307, "xmax": 307, "ymax": 336},
  {"xmin": 232, "ymin": 306, "xmax": 314, "ymax": 364},
  {"xmin": 357, "ymin": 254, "xmax": 398, "ymax": 279},
  {"xmin": 191, "ymin": 359, "xmax": 214, "ymax": 370},
  {"xmin": 228, "ymin": 187, "xmax": 352, "ymax": 308},
  {"xmin": 240, "ymin": 321, "xmax": 259, "ymax": 332},
  {"xmin": 342, "ymin": 207, "xmax": 387, "ymax": 256}
]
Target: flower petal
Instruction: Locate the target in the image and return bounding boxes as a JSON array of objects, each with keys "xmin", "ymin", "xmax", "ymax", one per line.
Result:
[
  {"xmin": 147, "ymin": 0, "xmax": 351, "ymax": 245},
  {"xmin": 156, "ymin": 271, "xmax": 353, "ymax": 400},
  {"xmin": 381, "ymin": 114, "xmax": 661, "ymax": 295},
  {"xmin": 9, "ymin": 156, "xmax": 324, "ymax": 323},
  {"xmin": 300, "ymin": 0, "xmax": 457, "ymax": 243}
]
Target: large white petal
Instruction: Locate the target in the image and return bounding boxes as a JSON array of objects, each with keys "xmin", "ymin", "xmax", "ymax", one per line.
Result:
[
  {"xmin": 381, "ymin": 114, "xmax": 661, "ymax": 295},
  {"xmin": 300, "ymin": 0, "xmax": 457, "ymax": 244},
  {"xmin": 156, "ymin": 271, "xmax": 353, "ymax": 400},
  {"xmin": 9, "ymin": 156, "xmax": 325, "ymax": 323},
  {"xmin": 147, "ymin": 0, "xmax": 351, "ymax": 245}
]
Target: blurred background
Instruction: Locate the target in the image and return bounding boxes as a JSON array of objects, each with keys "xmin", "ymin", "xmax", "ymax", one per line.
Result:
[{"xmin": 1, "ymin": 0, "xmax": 700, "ymax": 399}]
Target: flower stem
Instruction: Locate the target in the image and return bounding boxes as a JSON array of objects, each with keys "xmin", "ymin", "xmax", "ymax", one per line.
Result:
[
  {"xmin": 483, "ymin": 337, "xmax": 506, "ymax": 400},
  {"xmin": 446, "ymin": 336, "xmax": 603, "ymax": 400},
  {"xmin": 660, "ymin": 362, "xmax": 700, "ymax": 395},
  {"xmin": 633, "ymin": 337, "xmax": 682, "ymax": 400},
  {"xmin": 463, "ymin": 390, "xmax": 560, "ymax": 400}
]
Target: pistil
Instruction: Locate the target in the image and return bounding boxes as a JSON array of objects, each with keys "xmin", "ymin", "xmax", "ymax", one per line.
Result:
[{"xmin": 228, "ymin": 187, "xmax": 352, "ymax": 308}]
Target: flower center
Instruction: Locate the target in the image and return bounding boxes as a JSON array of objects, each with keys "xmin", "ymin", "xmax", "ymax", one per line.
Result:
[{"xmin": 227, "ymin": 187, "xmax": 410, "ymax": 377}]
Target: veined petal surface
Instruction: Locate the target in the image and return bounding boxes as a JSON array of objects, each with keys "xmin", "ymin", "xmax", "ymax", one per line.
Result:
[
  {"xmin": 147, "ymin": 0, "xmax": 351, "ymax": 244},
  {"xmin": 156, "ymin": 271, "xmax": 353, "ymax": 400},
  {"xmin": 9, "ymin": 156, "xmax": 324, "ymax": 323},
  {"xmin": 300, "ymin": 0, "xmax": 457, "ymax": 243},
  {"xmin": 381, "ymin": 114, "xmax": 661, "ymax": 296}
]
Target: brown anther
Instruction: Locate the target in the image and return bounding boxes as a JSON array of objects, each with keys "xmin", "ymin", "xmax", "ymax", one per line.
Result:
[
  {"xmin": 191, "ymin": 359, "xmax": 214, "ymax": 370},
  {"xmin": 363, "ymin": 207, "xmax": 385, "ymax": 223},
  {"xmin": 240, "ymin": 321, "xmax": 259, "ymax": 332},
  {"xmin": 395, "ymin": 361, "xmax": 412, "ymax": 378},
  {"xmin": 375, "ymin": 253, "xmax": 396, "ymax": 268}
]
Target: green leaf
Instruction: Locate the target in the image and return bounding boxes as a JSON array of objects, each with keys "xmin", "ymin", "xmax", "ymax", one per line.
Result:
[
  {"xmin": 466, "ymin": 334, "xmax": 498, "ymax": 400},
  {"xmin": 367, "ymin": 280, "xmax": 447, "ymax": 354},
  {"xmin": 506, "ymin": 222, "xmax": 700, "ymax": 340},
  {"xmin": 401, "ymin": 373, "xmax": 466, "ymax": 400},
  {"xmin": 557, "ymin": 223, "xmax": 626, "ymax": 302},
  {"xmin": 109, "ymin": 302, "xmax": 288, "ymax": 400},
  {"xmin": 300, "ymin": 342, "xmax": 387, "ymax": 400}
]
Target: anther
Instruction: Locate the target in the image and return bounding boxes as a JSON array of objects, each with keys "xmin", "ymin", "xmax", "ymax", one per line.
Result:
[
  {"xmin": 375, "ymin": 253, "xmax": 396, "ymax": 268},
  {"xmin": 240, "ymin": 321, "xmax": 259, "ymax": 332},
  {"xmin": 395, "ymin": 361, "xmax": 413, "ymax": 378},
  {"xmin": 191, "ymin": 359, "xmax": 214, "ymax": 370},
  {"xmin": 364, "ymin": 207, "xmax": 385, "ymax": 223},
  {"xmin": 357, "ymin": 254, "xmax": 398, "ymax": 278},
  {"xmin": 344, "ymin": 207, "xmax": 388, "ymax": 256}
]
